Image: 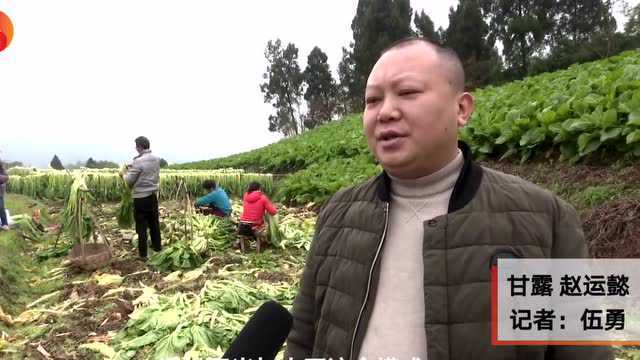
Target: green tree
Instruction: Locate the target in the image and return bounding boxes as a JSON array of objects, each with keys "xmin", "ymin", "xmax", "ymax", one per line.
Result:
[
  {"xmin": 94, "ymin": 160, "xmax": 118, "ymax": 168},
  {"xmin": 4, "ymin": 161, "xmax": 23, "ymax": 168},
  {"xmin": 64, "ymin": 160, "xmax": 84, "ymax": 170},
  {"xmin": 337, "ymin": 44, "xmax": 361, "ymax": 115},
  {"xmin": 303, "ymin": 46, "xmax": 339, "ymax": 130},
  {"xmin": 50, "ymin": 155, "xmax": 64, "ymax": 170},
  {"xmin": 159, "ymin": 158, "xmax": 169, "ymax": 168},
  {"xmin": 552, "ymin": 0, "xmax": 616, "ymax": 48},
  {"xmin": 348, "ymin": 0, "xmax": 413, "ymax": 105},
  {"xmin": 531, "ymin": 0, "xmax": 624, "ymax": 75},
  {"xmin": 413, "ymin": 10, "xmax": 440, "ymax": 43},
  {"xmin": 85, "ymin": 157, "xmax": 98, "ymax": 168},
  {"xmin": 625, "ymin": 2, "xmax": 640, "ymax": 36},
  {"xmin": 260, "ymin": 39, "xmax": 304, "ymax": 137},
  {"xmin": 444, "ymin": 0, "xmax": 499, "ymax": 88},
  {"xmin": 481, "ymin": 0, "xmax": 555, "ymax": 76}
]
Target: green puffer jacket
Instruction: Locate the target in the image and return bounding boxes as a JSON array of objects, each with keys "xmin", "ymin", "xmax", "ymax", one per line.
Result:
[{"xmin": 285, "ymin": 143, "xmax": 612, "ymax": 360}]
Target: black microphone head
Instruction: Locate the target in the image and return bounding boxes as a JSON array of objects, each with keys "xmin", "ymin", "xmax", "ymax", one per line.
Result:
[{"xmin": 223, "ymin": 300, "xmax": 293, "ymax": 360}]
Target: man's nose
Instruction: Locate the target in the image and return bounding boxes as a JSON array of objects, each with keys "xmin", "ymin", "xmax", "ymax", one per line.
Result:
[{"xmin": 377, "ymin": 95, "xmax": 400, "ymax": 123}]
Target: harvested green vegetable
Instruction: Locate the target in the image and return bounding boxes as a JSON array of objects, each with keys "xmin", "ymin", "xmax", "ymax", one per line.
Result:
[
  {"xmin": 118, "ymin": 185, "xmax": 134, "ymax": 229},
  {"xmin": 150, "ymin": 242, "xmax": 203, "ymax": 272}
]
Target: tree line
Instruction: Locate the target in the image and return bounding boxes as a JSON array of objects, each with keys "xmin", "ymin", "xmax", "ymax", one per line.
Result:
[
  {"xmin": 2, "ymin": 155, "xmax": 170, "ymax": 170},
  {"xmin": 261, "ymin": 0, "xmax": 640, "ymax": 136},
  {"xmin": 48, "ymin": 155, "xmax": 168, "ymax": 170}
]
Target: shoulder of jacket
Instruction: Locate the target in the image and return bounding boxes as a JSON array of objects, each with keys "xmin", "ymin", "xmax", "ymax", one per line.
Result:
[
  {"xmin": 324, "ymin": 175, "xmax": 379, "ymax": 206},
  {"xmin": 316, "ymin": 175, "xmax": 380, "ymax": 225},
  {"xmin": 481, "ymin": 166, "xmax": 548, "ymax": 193},
  {"xmin": 479, "ymin": 165, "xmax": 572, "ymax": 213}
]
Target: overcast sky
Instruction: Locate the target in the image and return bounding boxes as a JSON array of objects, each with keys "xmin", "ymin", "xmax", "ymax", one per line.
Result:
[{"xmin": 0, "ymin": 1, "xmax": 635, "ymax": 168}]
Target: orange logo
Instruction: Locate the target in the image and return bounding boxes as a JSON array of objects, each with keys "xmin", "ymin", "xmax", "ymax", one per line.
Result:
[{"xmin": 0, "ymin": 11, "xmax": 14, "ymax": 52}]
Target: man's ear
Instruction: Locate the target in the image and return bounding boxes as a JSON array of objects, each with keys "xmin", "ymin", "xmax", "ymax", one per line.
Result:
[{"xmin": 457, "ymin": 92, "xmax": 475, "ymax": 128}]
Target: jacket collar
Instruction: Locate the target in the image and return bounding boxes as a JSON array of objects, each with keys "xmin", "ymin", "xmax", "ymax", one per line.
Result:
[
  {"xmin": 375, "ymin": 141, "xmax": 483, "ymax": 213},
  {"xmin": 134, "ymin": 149, "xmax": 152, "ymax": 160}
]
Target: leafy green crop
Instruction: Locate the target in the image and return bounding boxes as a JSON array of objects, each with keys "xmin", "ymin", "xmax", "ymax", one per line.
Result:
[
  {"xmin": 462, "ymin": 50, "xmax": 640, "ymax": 162},
  {"xmin": 274, "ymin": 155, "xmax": 380, "ymax": 206}
]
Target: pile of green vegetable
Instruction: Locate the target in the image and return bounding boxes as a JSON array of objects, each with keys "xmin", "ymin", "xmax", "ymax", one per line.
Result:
[
  {"xmin": 117, "ymin": 173, "xmax": 134, "ymax": 229},
  {"xmin": 267, "ymin": 212, "xmax": 316, "ymax": 251},
  {"xmin": 150, "ymin": 212, "xmax": 236, "ymax": 272},
  {"xmin": 108, "ymin": 279, "xmax": 297, "ymax": 359}
]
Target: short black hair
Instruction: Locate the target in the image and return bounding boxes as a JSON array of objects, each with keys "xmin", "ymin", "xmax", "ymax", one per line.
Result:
[
  {"xmin": 380, "ymin": 37, "xmax": 465, "ymax": 91},
  {"xmin": 247, "ymin": 181, "xmax": 261, "ymax": 193},
  {"xmin": 135, "ymin": 136, "xmax": 150, "ymax": 150},
  {"xmin": 202, "ymin": 180, "xmax": 217, "ymax": 190}
]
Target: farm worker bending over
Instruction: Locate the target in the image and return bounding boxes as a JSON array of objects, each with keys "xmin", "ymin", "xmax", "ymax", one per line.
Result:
[
  {"xmin": 285, "ymin": 38, "xmax": 613, "ymax": 360},
  {"xmin": 238, "ymin": 181, "xmax": 277, "ymax": 248},
  {"xmin": 0, "ymin": 161, "xmax": 9, "ymax": 230},
  {"xmin": 195, "ymin": 180, "xmax": 232, "ymax": 218},
  {"xmin": 120, "ymin": 136, "xmax": 162, "ymax": 260}
]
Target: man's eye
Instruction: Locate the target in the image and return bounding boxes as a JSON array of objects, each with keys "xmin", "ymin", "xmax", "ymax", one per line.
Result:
[
  {"xmin": 365, "ymin": 97, "xmax": 381, "ymax": 104},
  {"xmin": 399, "ymin": 90, "xmax": 419, "ymax": 96}
]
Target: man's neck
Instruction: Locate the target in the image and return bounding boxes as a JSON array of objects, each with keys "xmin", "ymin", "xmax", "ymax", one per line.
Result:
[
  {"xmin": 389, "ymin": 148, "xmax": 463, "ymax": 199},
  {"xmin": 388, "ymin": 147, "xmax": 461, "ymax": 180}
]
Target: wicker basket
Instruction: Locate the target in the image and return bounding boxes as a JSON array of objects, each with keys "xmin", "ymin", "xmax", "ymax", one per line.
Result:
[{"xmin": 69, "ymin": 243, "xmax": 112, "ymax": 271}]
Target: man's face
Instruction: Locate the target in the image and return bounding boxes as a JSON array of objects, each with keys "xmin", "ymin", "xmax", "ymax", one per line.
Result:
[{"xmin": 363, "ymin": 43, "xmax": 471, "ymax": 179}]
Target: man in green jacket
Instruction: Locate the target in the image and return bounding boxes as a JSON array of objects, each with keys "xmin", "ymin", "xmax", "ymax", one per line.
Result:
[{"xmin": 285, "ymin": 38, "xmax": 612, "ymax": 360}]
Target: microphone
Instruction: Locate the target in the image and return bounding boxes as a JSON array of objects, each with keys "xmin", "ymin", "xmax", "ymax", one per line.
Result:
[{"xmin": 223, "ymin": 300, "xmax": 293, "ymax": 360}]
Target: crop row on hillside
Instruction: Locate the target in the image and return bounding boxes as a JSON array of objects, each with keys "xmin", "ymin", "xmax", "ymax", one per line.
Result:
[{"xmin": 463, "ymin": 50, "xmax": 640, "ymax": 162}]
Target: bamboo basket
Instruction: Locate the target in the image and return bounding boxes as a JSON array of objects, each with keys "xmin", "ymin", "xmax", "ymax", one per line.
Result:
[{"xmin": 69, "ymin": 242, "xmax": 111, "ymax": 271}]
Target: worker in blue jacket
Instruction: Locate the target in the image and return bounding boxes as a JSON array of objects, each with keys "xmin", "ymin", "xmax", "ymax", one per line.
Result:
[{"xmin": 195, "ymin": 180, "xmax": 232, "ymax": 217}]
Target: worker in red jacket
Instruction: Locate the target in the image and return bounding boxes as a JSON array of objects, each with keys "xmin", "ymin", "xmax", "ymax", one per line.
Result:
[{"xmin": 237, "ymin": 181, "xmax": 277, "ymax": 248}]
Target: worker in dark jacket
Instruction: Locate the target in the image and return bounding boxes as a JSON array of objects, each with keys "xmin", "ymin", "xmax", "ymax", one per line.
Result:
[{"xmin": 285, "ymin": 38, "xmax": 612, "ymax": 360}]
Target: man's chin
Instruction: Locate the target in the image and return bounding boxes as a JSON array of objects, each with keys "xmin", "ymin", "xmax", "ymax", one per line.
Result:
[{"xmin": 378, "ymin": 158, "xmax": 415, "ymax": 177}]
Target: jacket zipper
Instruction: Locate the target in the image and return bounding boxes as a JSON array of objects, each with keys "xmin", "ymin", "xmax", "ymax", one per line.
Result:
[{"xmin": 348, "ymin": 202, "xmax": 389, "ymax": 360}]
